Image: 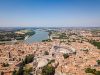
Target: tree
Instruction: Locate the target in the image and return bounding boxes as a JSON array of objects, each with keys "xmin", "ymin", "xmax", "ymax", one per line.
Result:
[
  {"xmin": 21, "ymin": 54, "xmax": 34, "ymax": 65},
  {"xmin": 2, "ymin": 63, "xmax": 9, "ymax": 67},
  {"xmin": 17, "ymin": 66, "xmax": 24, "ymax": 75},
  {"xmin": 63, "ymin": 54, "xmax": 69, "ymax": 59},
  {"xmin": 12, "ymin": 70, "xmax": 17, "ymax": 75},
  {"xmin": 85, "ymin": 68, "xmax": 96, "ymax": 74},
  {"xmin": 12, "ymin": 66, "xmax": 33, "ymax": 75},
  {"xmin": 97, "ymin": 60, "xmax": 100, "ymax": 65},
  {"xmin": 24, "ymin": 67, "xmax": 33, "ymax": 75},
  {"xmin": 59, "ymin": 33, "xmax": 66, "ymax": 39},
  {"xmin": 89, "ymin": 40, "xmax": 100, "ymax": 49},
  {"xmin": 85, "ymin": 68, "xmax": 100, "ymax": 75},
  {"xmin": 13, "ymin": 54, "xmax": 34, "ymax": 75},
  {"xmin": 42, "ymin": 65, "xmax": 55, "ymax": 75},
  {"xmin": 95, "ymin": 71, "xmax": 100, "ymax": 75},
  {"xmin": 44, "ymin": 51, "xmax": 49, "ymax": 55}
]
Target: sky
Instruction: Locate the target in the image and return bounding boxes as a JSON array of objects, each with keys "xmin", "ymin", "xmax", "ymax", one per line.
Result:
[{"xmin": 0, "ymin": 0, "xmax": 100, "ymax": 27}]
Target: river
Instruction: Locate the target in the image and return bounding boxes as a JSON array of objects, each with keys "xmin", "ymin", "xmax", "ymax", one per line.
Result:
[{"xmin": 25, "ymin": 29, "xmax": 49, "ymax": 43}]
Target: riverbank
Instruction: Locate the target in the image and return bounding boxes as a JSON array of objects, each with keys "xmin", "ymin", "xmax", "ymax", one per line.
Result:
[
  {"xmin": 0, "ymin": 29, "xmax": 35, "ymax": 44},
  {"xmin": 0, "ymin": 29, "xmax": 35, "ymax": 41},
  {"xmin": 25, "ymin": 29, "xmax": 49, "ymax": 43},
  {"xmin": 0, "ymin": 29, "xmax": 49, "ymax": 44}
]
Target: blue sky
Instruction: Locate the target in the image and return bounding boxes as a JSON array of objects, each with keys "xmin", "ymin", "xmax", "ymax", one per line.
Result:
[{"xmin": 0, "ymin": 0, "xmax": 100, "ymax": 27}]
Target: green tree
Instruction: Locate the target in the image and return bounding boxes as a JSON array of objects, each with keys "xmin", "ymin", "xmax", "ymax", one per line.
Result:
[
  {"xmin": 42, "ymin": 65, "xmax": 55, "ymax": 75},
  {"xmin": 63, "ymin": 54, "xmax": 69, "ymax": 59},
  {"xmin": 59, "ymin": 33, "xmax": 66, "ymax": 39},
  {"xmin": 17, "ymin": 66, "xmax": 24, "ymax": 75},
  {"xmin": 97, "ymin": 60, "xmax": 100, "ymax": 65},
  {"xmin": 2, "ymin": 63, "xmax": 9, "ymax": 67},
  {"xmin": 85, "ymin": 68, "xmax": 96, "ymax": 74},
  {"xmin": 44, "ymin": 51, "xmax": 49, "ymax": 55},
  {"xmin": 90, "ymin": 40, "xmax": 100, "ymax": 49},
  {"xmin": 22, "ymin": 54, "xmax": 34, "ymax": 65},
  {"xmin": 12, "ymin": 70, "xmax": 17, "ymax": 75},
  {"xmin": 95, "ymin": 71, "xmax": 100, "ymax": 75},
  {"xmin": 24, "ymin": 67, "xmax": 33, "ymax": 75}
]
